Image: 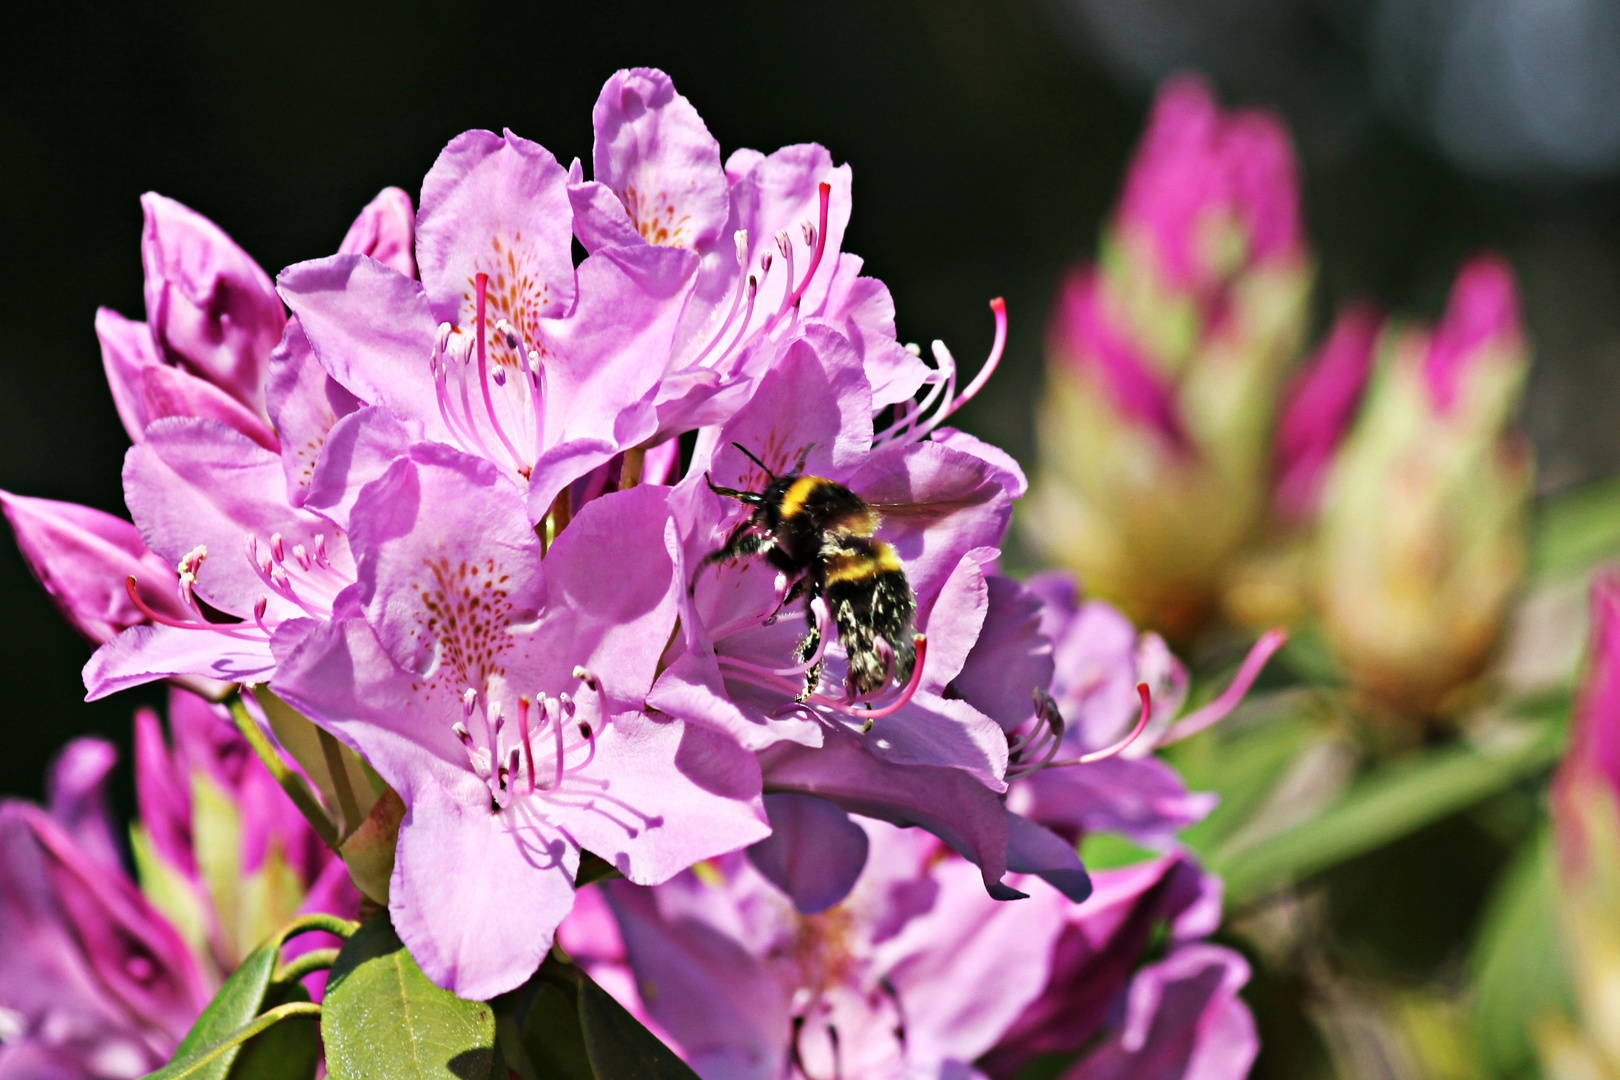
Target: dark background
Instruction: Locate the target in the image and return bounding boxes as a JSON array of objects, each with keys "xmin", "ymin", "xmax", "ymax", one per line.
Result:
[{"xmin": 3, "ymin": 0, "xmax": 1618, "ymax": 818}]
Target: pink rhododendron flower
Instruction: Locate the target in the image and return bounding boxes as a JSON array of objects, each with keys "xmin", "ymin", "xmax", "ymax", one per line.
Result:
[
  {"xmin": 269, "ymin": 446, "xmax": 769, "ymax": 999},
  {"xmin": 556, "ymin": 821, "xmax": 1253, "ymax": 1080}
]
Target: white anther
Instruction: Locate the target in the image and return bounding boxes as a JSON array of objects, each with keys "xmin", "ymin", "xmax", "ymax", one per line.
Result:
[
  {"xmin": 492, "ymin": 368, "xmax": 506, "ymax": 386},
  {"xmin": 801, "ymin": 220, "xmax": 815, "ymax": 246},
  {"xmin": 775, "ymin": 230, "xmax": 791, "ymax": 257},
  {"xmin": 435, "ymin": 322, "xmax": 455, "ymax": 353},
  {"xmin": 905, "ymin": 342, "xmax": 922, "ymax": 356},
  {"xmin": 270, "ymin": 533, "xmax": 284, "ymax": 562},
  {"xmin": 253, "ymin": 595, "xmax": 268, "ymax": 620},
  {"xmin": 759, "ymin": 251, "xmax": 773, "ymax": 275},
  {"xmin": 734, "ymin": 229, "xmax": 749, "ymax": 262}
]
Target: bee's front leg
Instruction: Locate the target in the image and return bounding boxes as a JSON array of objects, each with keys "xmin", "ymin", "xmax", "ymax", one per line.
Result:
[{"xmin": 794, "ymin": 588, "xmax": 825, "ymax": 703}]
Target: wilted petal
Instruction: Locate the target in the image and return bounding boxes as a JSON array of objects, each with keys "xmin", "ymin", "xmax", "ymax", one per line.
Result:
[
  {"xmin": 141, "ymin": 193, "xmax": 284, "ymax": 416},
  {"xmin": 1064, "ymin": 944, "xmax": 1256, "ymax": 1080},
  {"xmin": 0, "ymin": 491, "xmax": 186, "ymax": 644},
  {"xmin": 338, "ymin": 186, "xmax": 417, "ymax": 279},
  {"xmin": 760, "ymin": 730, "xmax": 1021, "ymax": 900},
  {"xmin": 605, "ymin": 879, "xmax": 792, "ymax": 1080}
]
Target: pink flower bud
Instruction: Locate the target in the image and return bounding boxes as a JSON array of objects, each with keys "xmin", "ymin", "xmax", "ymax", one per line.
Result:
[
  {"xmin": 339, "ymin": 186, "xmax": 418, "ymax": 280},
  {"xmin": 1272, "ymin": 303, "xmax": 1382, "ymax": 522},
  {"xmin": 140, "ymin": 193, "xmax": 284, "ymax": 418},
  {"xmin": 1424, "ymin": 252, "xmax": 1524, "ymax": 414},
  {"xmin": 1117, "ymin": 73, "xmax": 1303, "ymax": 296},
  {"xmin": 1046, "ymin": 266, "xmax": 1186, "ymax": 445},
  {"xmin": 0, "ymin": 491, "xmax": 187, "ymax": 644}
]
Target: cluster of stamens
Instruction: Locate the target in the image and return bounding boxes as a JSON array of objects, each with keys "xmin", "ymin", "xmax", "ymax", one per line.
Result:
[
  {"xmin": 1003, "ymin": 684, "xmax": 1154, "ymax": 781},
  {"xmin": 677, "ymin": 183, "xmax": 832, "ymax": 383},
  {"xmin": 125, "ymin": 531, "xmax": 348, "ymax": 641},
  {"xmin": 872, "ymin": 296, "xmax": 1006, "ymax": 450},
  {"xmin": 429, "ymin": 273, "xmax": 546, "ymax": 482},
  {"xmin": 452, "ymin": 667, "xmax": 609, "ymax": 811}
]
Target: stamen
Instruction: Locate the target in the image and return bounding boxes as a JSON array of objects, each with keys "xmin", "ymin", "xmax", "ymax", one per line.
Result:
[
  {"xmin": 1160, "ymin": 629, "xmax": 1287, "ymax": 745},
  {"xmin": 1042, "ymin": 684, "xmax": 1154, "ymax": 769},
  {"xmin": 473, "ymin": 273, "xmax": 526, "ymax": 474},
  {"xmin": 518, "ymin": 696, "xmax": 536, "ymax": 793},
  {"xmin": 748, "ymin": 635, "xmax": 930, "ymax": 733},
  {"xmin": 687, "ymin": 231, "xmax": 751, "ymax": 368},
  {"xmin": 123, "ymin": 576, "xmax": 267, "ymax": 640},
  {"xmin": 783, "ymin": 182, "xmax": 831, "ymax": 312},
  {"xmin": 269, "ymin": 533, "xmax": 285, "ymax": 562}
]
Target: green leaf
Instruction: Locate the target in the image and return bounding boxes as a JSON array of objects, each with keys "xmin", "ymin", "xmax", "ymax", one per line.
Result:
[
  {"xmin": 577, "ymin": 973, "xmax": 701, "ymax": 1080},
  {"xmin": 1212, "ymin": 713, "xmax": 1566, "ymax": 907},
  {"xmin": 166, "ymin": 934, "xmax": 282, "ymax": 1079},
  {"xmin": 322, "ymin": 918, "xmax": 496, "ymax": 1080},
  {"xmin": 1467, "ymin": 823, "xmax": 1574, "ymax": 1077},
  {"xmin": 228, "ymin": 980, "xmax": 320, "ymax": 1080},
  {"xmin": 521, "ymin": 979, "xmax": 594, "ymax": 1080},
  {"xmin": 1530, "ymin": 475, "xmax": 1620, "ymax": 582}
]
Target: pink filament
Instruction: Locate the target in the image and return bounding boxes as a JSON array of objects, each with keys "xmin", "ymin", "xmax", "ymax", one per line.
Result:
[{"xmin": 1161, "ymin": 628, "xmax": 1287, "ymax": 745}]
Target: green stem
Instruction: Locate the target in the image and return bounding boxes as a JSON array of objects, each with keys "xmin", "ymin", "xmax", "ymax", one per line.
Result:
[
  {"xmin": 226, "ymin": 693, "xmax": 339, "ymax": 850},
  {"xmin": 159, "ymin": 1002, "xmax": 322, "ymax": 1078},
  {"xmin": 317, "ymin": 727, "xmax": 363, "ymax": 837},
  {"xmin": 274, "ymin": 948, "xmax": 340, "ymax": 986},
  {"xmin": 277, "ymin": 911, "xmax": 362, "ymax": 943}
]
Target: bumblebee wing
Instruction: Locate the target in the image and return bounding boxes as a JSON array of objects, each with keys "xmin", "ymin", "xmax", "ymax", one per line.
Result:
[{"xmin": 864, "ymin": 493, "xmax": 1000, "ymax": 527}]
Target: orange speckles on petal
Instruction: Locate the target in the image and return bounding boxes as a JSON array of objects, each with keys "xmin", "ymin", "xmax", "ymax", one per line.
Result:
[
  {"xmin": 461, "ymin": 228, "xmax": 557, "ymax": 369},
  {"xmin": 413, "ymin": 555, "xmax": 515, "ymax": 690},
  {"xmin": 618, "ymin": 183, "xmax": 694, "ymax": 249}
]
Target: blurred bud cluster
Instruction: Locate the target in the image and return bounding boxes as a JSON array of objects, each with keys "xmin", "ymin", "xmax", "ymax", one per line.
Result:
[{"xmin": 1028, "ymin": 73, "xmax": 1532, "ymax": 724}]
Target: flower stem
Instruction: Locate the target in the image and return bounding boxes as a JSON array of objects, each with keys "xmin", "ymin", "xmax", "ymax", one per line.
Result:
[
  {"xmin": 226, "ymin": 692, "xmax": 340, "ymax": 850},
  {"xmin": 274, "ymin": 948, "xmax": 341, "ymax": 986},
  {"xmin": 317, "ymin": 727, "xmax": 363, "ymax": 837}
]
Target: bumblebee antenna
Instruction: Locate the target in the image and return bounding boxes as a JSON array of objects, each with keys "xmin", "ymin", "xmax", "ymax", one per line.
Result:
[
  {"xmin": 731, "ymin": 443, "xmax": 776, "ymax": 480},
  {"xmin": 791, "ymin": 442, "xmax": 817, "ymax": 475}
]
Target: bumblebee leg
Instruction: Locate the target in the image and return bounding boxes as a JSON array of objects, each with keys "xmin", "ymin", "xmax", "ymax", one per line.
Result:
[
  {"xmin": 688, "ymin": 527, "xmax": 775, "ymax": 594},
  {"xmin": 794, "ymin": 586, "xmax": 825, "ymax": 703}
]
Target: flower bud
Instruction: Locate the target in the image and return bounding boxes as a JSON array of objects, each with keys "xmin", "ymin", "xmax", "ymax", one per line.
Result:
[
  {"xmin": 1028, "ymin": 73, "xmax": 1311, "ymax": 640},
  {"xmin": 131, "ymin": 688, "xmax": 358, "ymax": 976},
  {"xmin": 1311, "ymin": 254, "xmax": 1530, "ymax": 715},
  {"xmin": 1543, "ymin": 574, "xmax": 1620, "ymax": 1074}
]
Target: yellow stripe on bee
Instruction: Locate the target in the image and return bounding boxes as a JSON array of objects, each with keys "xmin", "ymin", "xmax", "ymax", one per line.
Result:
[
  {"xmin": 823, "ymin": 541, "xmax": 902, "ymax": 585},
  {"xmin": 779, "ymin": 476, "xmax": 826, "ymax": 520}
]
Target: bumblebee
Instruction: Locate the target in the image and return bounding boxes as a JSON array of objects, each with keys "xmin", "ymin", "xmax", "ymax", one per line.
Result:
[{"xmin": 692, "ymin": 444, "xmax": 917, "ymax": 703}]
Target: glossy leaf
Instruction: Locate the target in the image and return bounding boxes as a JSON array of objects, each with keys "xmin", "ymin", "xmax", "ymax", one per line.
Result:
[
  {"xmin": 229, "ymin": 981, "xmax": 320, "ymax": 1080},
  {"xmin": 164, "ymin": 933, "xmax": 281, "ymax": 1079},
  {"xmin": 321, "ymin": 918, "xmax": 496, "ymax": 1080}
]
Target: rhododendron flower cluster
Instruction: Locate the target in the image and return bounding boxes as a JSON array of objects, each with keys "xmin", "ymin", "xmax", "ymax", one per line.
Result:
[{"xmin": 1, "ymin": 67, "xmax": 1281, "ymax": 1080}]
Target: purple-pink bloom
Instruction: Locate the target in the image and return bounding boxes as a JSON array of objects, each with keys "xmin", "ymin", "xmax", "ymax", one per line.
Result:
[
  {"xmin": 1272, "ymin": 303, "xmax": 1382, "ymax": 522},
  {"xmin": 1423, "ymin": 252, "xmax": 1524, "ymax": 414},
  {"xmin": 600, "ymin": 817, "xmax": 1072, "ymax": 1080},
  {"xmin": 269, "ymin": 444, "xmax": 769, "ymax": 999},
  {"xmin": 0, "ymin": 741, "xmax": 212, "ymax": 1080},
  {"xmin": 1117, "ymin": 73, "xmax": 1303, "ymax": 297},
  {"xmin": 338, "ymin": 186, "xmax": 417, "ymax": 280}
]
